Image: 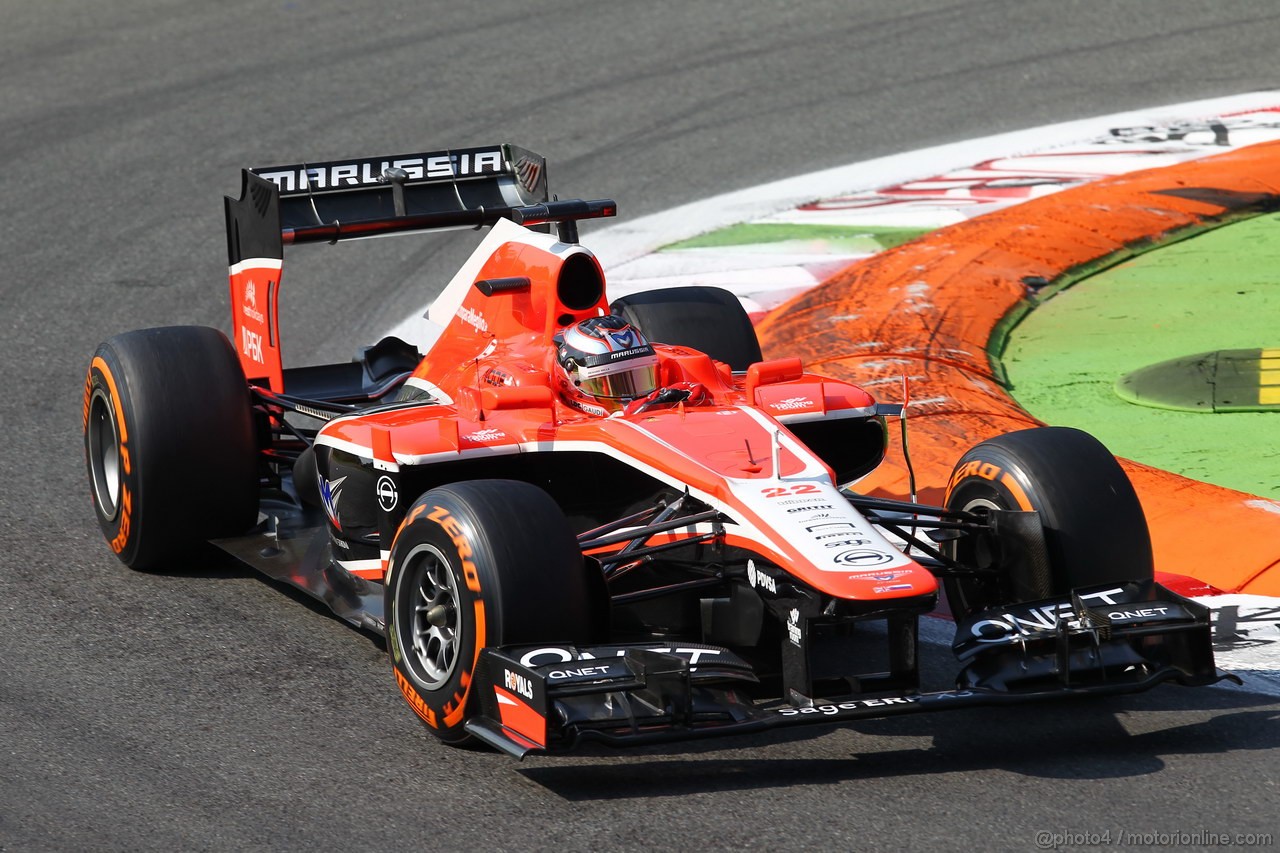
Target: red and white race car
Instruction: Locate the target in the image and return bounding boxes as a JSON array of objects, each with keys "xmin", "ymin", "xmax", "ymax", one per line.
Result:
[{"xmin": 83, "ymin": 144, "xmax": 1233, "ymax": 757}]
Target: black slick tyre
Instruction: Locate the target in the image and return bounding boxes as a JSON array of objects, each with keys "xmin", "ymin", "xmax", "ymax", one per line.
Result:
[
  {"xmin": 943, "ymin": 426, "xmax": 1153, "ymax": 618},
  {"xmin": 83, "ymin": 326, "xmax": 259, "ymax": 570},
  {"xmin": 611, "ymin": 285, "xmax": 763, "ymax": 371},
  {"xmin": 385, "ymin": 480, "xmax": 594, "ymax": 746}
]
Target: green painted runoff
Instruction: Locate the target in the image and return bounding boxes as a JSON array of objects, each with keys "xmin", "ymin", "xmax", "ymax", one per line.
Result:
[
  {"xmin": 664, "ymin": 223, "xmax": 929, "ymax": 254},
  {"xmin": 1003, "ymin": 212, "xmax": 1280, "ymax": 499}
]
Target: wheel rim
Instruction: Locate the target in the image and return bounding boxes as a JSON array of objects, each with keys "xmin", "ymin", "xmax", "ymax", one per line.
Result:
[
  {"xmin": 399, "ymin": 543, "xmax": 461, "ymax": 690},
  {"xmin": 943, "ymin": 485, "xmax": 1008, "ymax": 615},
  {"xmin": 88, "ymin": 388, "xmax": 122, "ymax": 520},
  {"xmin": 956, "ymin": 494, "xmax": 1003, "ymax": 514},
  {"xmin": 946, "ymin": 487, "xmax": 1003, "ymax": 561}
]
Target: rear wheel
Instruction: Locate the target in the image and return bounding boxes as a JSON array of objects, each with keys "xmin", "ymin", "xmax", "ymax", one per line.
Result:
[
  {"xmin": 943, "ymin": 426, "xmax": 1153, "ymax": 618},
  {"xmin": 611, "ymin": 286, "xmax": 762, "ymax": 371},
  {"xmin": 385, "ymin": 479, "xmax": 595, "ymax": 745},
  {"xmin": 83, "ymin": 326, "xmax": 259, "ymax": 569}
]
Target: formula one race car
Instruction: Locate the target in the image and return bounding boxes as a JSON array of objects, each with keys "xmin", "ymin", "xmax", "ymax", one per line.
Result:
[{"xmin": 83, "ymin": 144, "xmax": 1235, "ymax": 757}]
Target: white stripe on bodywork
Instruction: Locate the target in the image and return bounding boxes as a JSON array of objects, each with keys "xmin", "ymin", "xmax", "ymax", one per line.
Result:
[
  {"xmin": 336, "ymin": 557, "xmax": 382, "ymax": 573},
  {"xmin": 229, "ymin": 257, "xmax": 283, "ymax": 275},
  {"xmin": 728, "ymin": 479, "xmax": 914, "ymax": 573}
]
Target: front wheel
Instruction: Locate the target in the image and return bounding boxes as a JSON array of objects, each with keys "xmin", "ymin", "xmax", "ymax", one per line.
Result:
[
  {"xmin": 943, "ymin": 426, "xmax": 1153, "ymax": 618},
  {"xmin": 385, "ymin": 480, "xmax": 596, "ymax": 745}
]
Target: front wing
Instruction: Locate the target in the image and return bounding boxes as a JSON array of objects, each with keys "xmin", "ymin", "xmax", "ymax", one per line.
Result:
[{"xmin": 465, "ymin": 581, "xmax": 1237, "ymax": 758}]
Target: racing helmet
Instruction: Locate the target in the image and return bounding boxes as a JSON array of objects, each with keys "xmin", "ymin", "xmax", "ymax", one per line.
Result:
[{"xmin": 555, "ymin": 315, "xmax": 659, "ymax": 413}]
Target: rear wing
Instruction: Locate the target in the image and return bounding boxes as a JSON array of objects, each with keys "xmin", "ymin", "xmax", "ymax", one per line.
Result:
[{"xmin": 222, "ymin": 143, "xmax": 613, "ymax": 391}]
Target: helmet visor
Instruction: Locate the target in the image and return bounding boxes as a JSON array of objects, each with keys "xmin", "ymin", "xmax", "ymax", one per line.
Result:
[{"xmin": 577, "ymin": 364, "xmax": 658, "ymax": 400}]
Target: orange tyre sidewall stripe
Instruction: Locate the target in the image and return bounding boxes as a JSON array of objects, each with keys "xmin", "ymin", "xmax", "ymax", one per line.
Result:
[
  {"xmin": 389, "ymin": 505, "xmax": 489, "ymax": 732},
  {"xmin": 91, "ymin": 356, "xmax": 129, "ymax": 446}
]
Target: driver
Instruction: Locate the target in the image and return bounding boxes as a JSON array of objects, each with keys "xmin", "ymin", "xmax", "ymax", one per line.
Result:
[{"xmin": 554, "ymin": 315, "xmax": 659, "ymax": 415}]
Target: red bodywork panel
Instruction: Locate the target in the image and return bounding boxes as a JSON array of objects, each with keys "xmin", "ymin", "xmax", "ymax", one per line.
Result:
[
  {"xmin": 229, "ymin": 259, "xmax": 285, "ymax": 391},
  {"xmin": 310, "ymin": 219, "xmax": 935, "ymax": 602}
]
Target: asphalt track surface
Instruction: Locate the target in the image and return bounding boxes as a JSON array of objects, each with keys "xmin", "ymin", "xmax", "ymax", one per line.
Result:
[{"xmin": 3, "ymin": 2, "xmax": 1279, "ymax": 849}]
